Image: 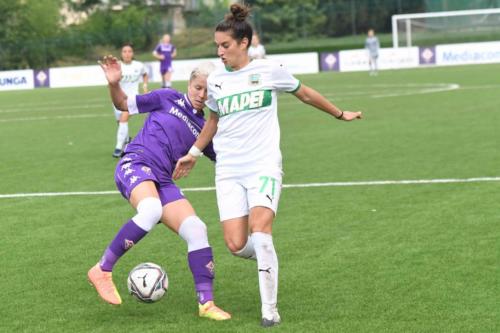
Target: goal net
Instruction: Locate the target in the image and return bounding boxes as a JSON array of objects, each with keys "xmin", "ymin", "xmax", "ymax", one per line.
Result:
[{"xmin": 392, "ymin": 8, "xmax": 500, "ymax": 48}]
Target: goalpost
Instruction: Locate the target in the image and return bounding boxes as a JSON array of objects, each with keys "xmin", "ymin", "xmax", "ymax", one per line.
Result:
[{"xmin": 392, "ymin": 8, "xmax": 500, "ymax": 48}]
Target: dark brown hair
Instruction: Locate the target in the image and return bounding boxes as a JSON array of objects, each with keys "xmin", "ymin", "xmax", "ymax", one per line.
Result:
[
  {"xmin": 215, "ymin": 3, "xmax": 253, "ymax": 49},
  {"xmin": 122, "ymin": 42, "xmax": 134, "ymax": 50}
]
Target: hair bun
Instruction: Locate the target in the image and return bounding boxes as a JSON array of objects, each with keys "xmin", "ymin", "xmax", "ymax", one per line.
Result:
[{"xmin": 228, "ymin": 3, "xmax": 250, "ymax": 22}]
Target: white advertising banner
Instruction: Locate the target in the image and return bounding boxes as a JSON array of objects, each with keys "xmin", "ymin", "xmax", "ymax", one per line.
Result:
[
  {"xmin": 267, "ymin": 52, "xmax": 319, "ymax": 74},
  {"xmin": 147, "ymin": 57, "xmax": 220, "ymax": 83},
  {"xmin": 435, "ymin": 41, "xmax": 500, "ymax": 66},
  {"xmin": 50, "ymin": 65, "xmax": 107, "ymax": 88},
  {"xmin": 42, "ymin": 52, "xmax": 318, "ymax": 88},
  {"xmin": 0, "ymin": 70, "xmax": 34, "ymax": 91},
  {"xmin": 148, "ymin": 52, "xmax": 319, "ymax": 83},
  {"xmin": 339, "ymin": 47, "xmax": 419, "ymax": 72}
]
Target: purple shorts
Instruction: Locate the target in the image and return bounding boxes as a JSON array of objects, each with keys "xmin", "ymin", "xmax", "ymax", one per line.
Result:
[
  {"xmin": 160, "ymin": 65, "xmax": 173, "ymax": 75},
  {"xmin": 114, "ymin": 153, "xmax": 184, "ymax": 206}
]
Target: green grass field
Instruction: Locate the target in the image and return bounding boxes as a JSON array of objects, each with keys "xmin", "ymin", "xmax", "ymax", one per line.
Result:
[{"xmin": 0, "ymin": 64, "xmax": 499, "ymax": 333}]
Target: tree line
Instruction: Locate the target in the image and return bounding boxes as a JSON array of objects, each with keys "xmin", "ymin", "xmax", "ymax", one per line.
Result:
[{"xmin": 0, "ymin": 0, "xmax": 430, "ymax": 70}]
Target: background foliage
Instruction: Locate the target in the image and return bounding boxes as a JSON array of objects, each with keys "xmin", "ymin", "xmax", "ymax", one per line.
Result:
[{"xmin": 1, "ymin": 0, "xmax": 500, "ymax": 70}]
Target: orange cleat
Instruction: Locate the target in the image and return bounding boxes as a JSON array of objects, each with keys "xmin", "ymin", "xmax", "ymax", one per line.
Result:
[
  {"xmin": 198, "ymin": 301, "xmax": 231, "ymax": 321},
  {"xmin": 87, "ymin": 263, "xmax": 122, "ymax": 305}
]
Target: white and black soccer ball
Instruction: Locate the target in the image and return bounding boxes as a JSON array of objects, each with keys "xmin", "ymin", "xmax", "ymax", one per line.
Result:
[{"xmin": 127, "ymin": 262, "xmax": 168, "ymax": 303}]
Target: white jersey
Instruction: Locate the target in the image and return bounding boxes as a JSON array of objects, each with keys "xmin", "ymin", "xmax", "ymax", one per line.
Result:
[
  {"xmin": 365, "ymin": 36, "xmax": 380, "ymax": 57},
  {"xmin": 206, "ymin": 59, "xmax": 300, "ymax": 176},
  {"xmin": 120, "ymin": 60, "xmax": 146, "ymax": 97},
  {"xmin": 248, "ymin": 44, "xmax": 266, "ymax": 60}
]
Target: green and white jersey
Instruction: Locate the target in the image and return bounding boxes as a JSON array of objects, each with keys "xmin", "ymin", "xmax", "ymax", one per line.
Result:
[
  {"xmin": 206, "ymin": 59, "xmax": 300, "ymax": 175},
  {"xmin": 120, "ymin": 60, "xmax": 146, "ymax": 96}
]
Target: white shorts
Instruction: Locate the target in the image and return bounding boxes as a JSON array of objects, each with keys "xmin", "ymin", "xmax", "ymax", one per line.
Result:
[{"xmin": 216, "ymin": 169, "xmax": 283, "ymax": 222}]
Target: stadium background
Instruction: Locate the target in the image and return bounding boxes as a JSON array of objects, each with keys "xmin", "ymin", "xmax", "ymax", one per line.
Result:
[{"xmin": 1, "ymin": 0, "xmax": 500, "ymax": 70}]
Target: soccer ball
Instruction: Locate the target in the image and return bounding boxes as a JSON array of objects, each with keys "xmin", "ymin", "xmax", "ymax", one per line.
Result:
[{"xmin": 127, "ymin": 262, "xmax": 168, "ymax": 303}]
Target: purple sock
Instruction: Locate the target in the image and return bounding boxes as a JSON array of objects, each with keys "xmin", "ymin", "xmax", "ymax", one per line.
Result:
[
  {"xmin": 188, "ymin": 247, "xmax": 215, "ymax": 304},
  {"xmin": 99, "ymin": 219, "xmax": 148, "ymax": 272}
]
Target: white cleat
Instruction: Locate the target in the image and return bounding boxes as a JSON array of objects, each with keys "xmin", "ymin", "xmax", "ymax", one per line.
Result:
[{"xmin": 261, "ymin": 310, "xmax": 281, "ymax": 328}]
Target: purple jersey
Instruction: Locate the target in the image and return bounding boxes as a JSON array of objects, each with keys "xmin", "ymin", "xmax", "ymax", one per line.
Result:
[
  {"xmin": 155, "ymin": 43, "xmax": 175, "ymax": 70},
  {"xmin": 126, "ymin": 88, "xmax": 215, "ymax": 168},
  {"xmin": 115, "ymin": 89, "xmax": 215, "ymax": 205}
]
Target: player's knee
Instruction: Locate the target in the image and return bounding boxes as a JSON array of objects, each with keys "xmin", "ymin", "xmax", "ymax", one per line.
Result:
[
  {"xmin": 133, "ymin": 197, "xmax": 163, "ymax": 231},
  {"xmin": 230, "ymin": 236, "xmax": 256, "ymax": 260},
  {"xmin": 178, "ymin": 216, "xmax": 209, "ymax": 251},
  {"xmin": 225, "ymin": 236, "xmax": 247, "ymax": 253}
]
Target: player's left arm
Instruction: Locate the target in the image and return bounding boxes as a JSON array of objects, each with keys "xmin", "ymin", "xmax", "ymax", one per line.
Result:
[
  {"xmin": 172, "ymin": 48, "xmax": 177, "ymax": 58},
  {"xmin": 293, "ymin": 84, "xmax": 362, "ymax": 121}
]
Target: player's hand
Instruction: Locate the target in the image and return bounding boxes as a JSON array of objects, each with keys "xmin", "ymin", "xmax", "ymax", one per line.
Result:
[
  {"xmin": 340, "ymin": 111, "xmax": 363, "ymax": 121},
  {"xmin": 98, "ymin": 55, "xmax": 122, "ymax": 84},
  {"xmin": 173, "ymin": 154, "xmax": 198, "ymax": 180}
]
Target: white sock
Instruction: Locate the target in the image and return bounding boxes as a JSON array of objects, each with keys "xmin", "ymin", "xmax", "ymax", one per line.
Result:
[
  {"xmin": 178, "ymin": 216, "xmax": 210, "ymax": 252},
  {"xmin": 252, "ymin": 232, "xmax": 278, "ymax": 318},
  {"xmin": 232, "ymin": 237, "xmax": 256, "ymax": 260},
  {"xmin": 116, "ymin": 122, "xmax": 128, "ymax": 150}
]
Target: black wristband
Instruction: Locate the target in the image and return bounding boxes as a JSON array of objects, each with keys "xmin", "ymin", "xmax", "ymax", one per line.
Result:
[{"xmin": 335, "ymin": 111, "xmax": 344, "ymax": 119}]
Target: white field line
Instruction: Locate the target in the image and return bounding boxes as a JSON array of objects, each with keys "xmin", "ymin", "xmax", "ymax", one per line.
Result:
[
  {"xmin": 0, "ymin": 113, "xmax": 109, "ymax": 123},
  {"xmin": 0, "ymin": 103, "xmax": 106, "ymax": 114},
  {"xmin": 1, "ymin": 177, "xmax": 499, "ymax": 199},
  {"xmin": 0, "ymin": 82, "xmax": 492, "ymax": 123},
  {"xmin": 372, "ymin": 83, "xmax": 460, "ymax": 98},
  {"xmin": 279, "ymin": 83, "xmax": 461, "ymax": 104},
  {"xmin": 0, "ymin": 98, "xmax": 106, "ymax": 112}
]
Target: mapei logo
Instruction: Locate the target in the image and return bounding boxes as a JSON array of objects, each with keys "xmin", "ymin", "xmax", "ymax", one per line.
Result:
[
  {"xmin": 0, "ymin": 76, "xmax": 28, "ymax": 86},
  {"xmin": 216, "ymin": 89, "xmax": 272, "ymax": 117}
]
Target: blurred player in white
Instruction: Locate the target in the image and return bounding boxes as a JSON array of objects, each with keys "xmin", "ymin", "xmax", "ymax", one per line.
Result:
[
  {"xmin": 112, "ymin": 43, "xmax": 148, "ymax": 158},
  {"xmin": 173, "ymin": 3, "xmax": 362, "ymax": 327},
  {"xmin": 248, "ymin": 33, "xmax": 266, "ymax": 60},
  {"xmin": 365, "ymin": 28, "xmax": 380, "ymax": 76}
]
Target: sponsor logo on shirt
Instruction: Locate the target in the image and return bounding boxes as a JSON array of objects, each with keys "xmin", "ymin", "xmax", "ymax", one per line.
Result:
[
  {"xmin": 216, "ymin": 89, "xmax": 272, "ymax": 117},
  {"xmin": 168, "ymin": 106, "xmax": 201, "ymax": 137},
  {"xmin": 248, "ymin": 74, "xmax": 261, "ymax": 86}
]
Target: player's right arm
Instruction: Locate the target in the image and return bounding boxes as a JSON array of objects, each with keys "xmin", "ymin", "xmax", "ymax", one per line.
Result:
[
  {"xmin": 152, "ymin": 45, "xmax": 165, "ymax": 60},
  {"xmin": 172, "ymin": 111, "xmax": 219, "ymax": 180},
  {"xmin": 99, "ymin": 55, "xmax": 128, "ymax": 111},
  {"xmin": 152, "ymin": 51, "xmax": 165, "ymax": 61}
]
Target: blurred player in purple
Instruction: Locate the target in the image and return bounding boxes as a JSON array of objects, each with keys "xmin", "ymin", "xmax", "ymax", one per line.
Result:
[
  {"xmin": 152, "ymin": 34, "xmax": 177, "ymax": 88},
  {"xmin": 88, "ymin": 55, "xmax": 230, "ymax": 321}
]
